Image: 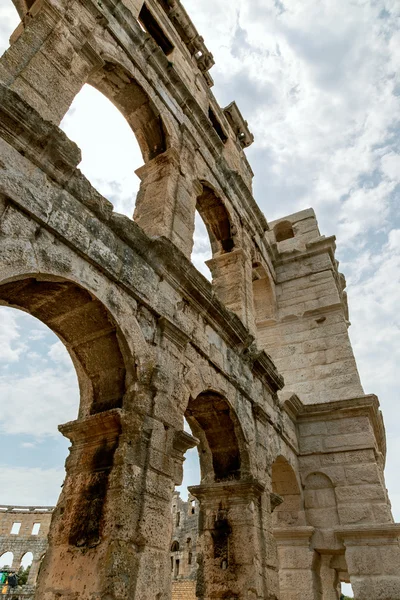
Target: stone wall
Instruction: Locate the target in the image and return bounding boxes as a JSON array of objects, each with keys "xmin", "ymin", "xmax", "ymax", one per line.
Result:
[
  {"xmin": 171, "ymin": 580, "xmax": 197, "ymax": 600},
  {"xmin": 0, "ymin": 0, "xmax": 400, "ymax": 599}
]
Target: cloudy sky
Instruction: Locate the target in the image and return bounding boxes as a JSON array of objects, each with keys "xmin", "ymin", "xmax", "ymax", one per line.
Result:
[{"xmin": 0, "ymin": 1, "xmax": 399, "ymax": 593}]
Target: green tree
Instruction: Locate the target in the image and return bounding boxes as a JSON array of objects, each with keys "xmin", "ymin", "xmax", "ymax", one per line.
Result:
[{"xmin": 17, "ymin": 565, "xmax": 31, "ymax": 586}]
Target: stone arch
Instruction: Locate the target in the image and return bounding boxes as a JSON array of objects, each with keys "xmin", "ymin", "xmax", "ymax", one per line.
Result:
[
  {"xmin": 252, "ymin": 262, "xmax": 277, "ymax": 324},
  {"xmin": 274, "ymin": 220, "xmax": 294, "ymax": 243},
  {"xmin": 0, "ymin": 276, "xmax": 130, "ymax": 417},
  {"xmin": 88, "ymin": 61, "xmax": 167, "ymax": 164},
  {"xmin": 171, "ymin": 541, "xmax": 179, "ymax": 552},
  {"xmin": 271, "ymin": 455, "xmax": 304, "ymax": 526},
  {"xmin": 185, "ymin": 389, "xmax": 250, "ymax": 483},
  {"xmin": 196, "ymin": 182, "xmax": 236, "ymax": 255},
  {"xmin": 0, "ymin": 551, "xmax": 13, "ymax": 568},
  {"xmin": 304, "ymin": 472, "xmax": 339, "ymax": 528},
  {"xmin": 19, "ymin": 551, "xmax": 33, "ymax": 569},
  {"xmin": 10, "ymin": 0, "xmax": 32, "ymax": 20}
]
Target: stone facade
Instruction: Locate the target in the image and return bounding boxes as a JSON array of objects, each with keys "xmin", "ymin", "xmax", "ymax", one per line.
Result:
[
  {"xmin": 170, "ymin": 492, "xmax": 198, "ymax": 599},
  {"xmin": 0, "ymin": 0, "xmax": 399, "ymax": 599},
  {"xmin": 0, "ymin": 505, "xmax": 53, "ymax": 597}
]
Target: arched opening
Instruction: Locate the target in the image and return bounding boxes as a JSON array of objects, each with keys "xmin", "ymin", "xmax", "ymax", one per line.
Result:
[
  {"xmin": 252, "ymin": 262, "xmax": 276, "ymax": 325},
  {"xmin": 89, "ymin": 63, "xmax": 166, "ymax": 163},
  {"xmin": 172, "ymin": 417, "xmax": 200, "ymax": 595},
  {"xmin": 191, "ymin": 211, "xmax": 213, "ymax": 280},
  {"xmin": 0, "ymin": 277, "xmax": 128, "ymax": 417},
  {"xmin": 274, "ymin": 220, "xmax": 295, "ymax": 243},
  {"xmin": 0, "ymin": 275, "xmax": 132, "ymax": 560},
  {"xmin": 0, "ymin": 305, "xmax": 79, "ymax": 502},
  {"xmin": 171, "ymin": 541, "xmax": 179, "ymax": 552},
  {"xmin": 185, "ymin": 391, "xmax": 246, "ymax": 483},
  {"xmin": 18, "ymin": 552, "xmax": 33, "ymax": 586},
  {"xmin": 196, "ymin": 184, "xmax": 235, "ymax": 256},
  {"xmin": 60, "ymin": 85, "xmax": 143, "ymax": 218},
  {"xmin": 271, "ymin": 456, "xmax": 303, "ymax": 526},
  {"xmin": 0, "ymin": 552, "xmax": 13, "ymax": 569},
  {"xmin": 60, "ymin": 60, "xmax": 167, "ymax": 219},
  {"xmin": 304, "ymin": 472, "xmax": 339, "ymax": 528}
]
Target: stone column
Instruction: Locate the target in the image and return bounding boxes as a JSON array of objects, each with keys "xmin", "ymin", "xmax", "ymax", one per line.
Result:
[
  {"xmin": 206, "ymin": 248, "xmax": 256, "ymax": 334},
  {"xmin": 134, "ymin": 149, "xmax": 199, "ymax": 258},
  {"xmin": 0, "ymin": 0, "xmax": 104, "ymax": 124},
  {"xmin": 27, "ymin": 556, "xmax": 41, "ymax": 586},
  {"xmin": 336, "ymin": 524, "xmax": 400, "ymax": 600},
  {"xmin": 320, "ymin": 555, "xmax": 340, "ymax": 600},
  {"xmin": 274, "ymin": 526, "xmax": 322, "ymax": 600},
  {"xmin": 189, "ymin": 480, "xmax": 271, "ymax": 600},
  {"xmin": 34, "ymin": 408, "xmax": 197, "ymax": 600}
]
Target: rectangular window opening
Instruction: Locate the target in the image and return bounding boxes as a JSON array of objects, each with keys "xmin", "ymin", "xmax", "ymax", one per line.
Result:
[
  {"xmin": 31, "ymin": 523, "xmax": 40, "ymax": 535},
  {"xmin": 176, "ymin": 511, "xmax": 180, "ymax": 526},
  {"xmin": 208, "ymin": 107, "xmax": 228, "ymax": 143},
  {"xmin": 174, "ymin": 559, "xmax": 180, "ymax": 577},
  {"xmin": 10, "ymin": 522, "xmax": 21, "ymax": 535},
  {"xmin": 138, "ymin": 4, "xmax": 174, "ymax": 56}
]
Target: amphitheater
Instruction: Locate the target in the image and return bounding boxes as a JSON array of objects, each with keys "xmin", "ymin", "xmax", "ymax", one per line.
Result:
[{"xmin": 0, "ymin": 0, "xmax": 400, "ymax": 599}]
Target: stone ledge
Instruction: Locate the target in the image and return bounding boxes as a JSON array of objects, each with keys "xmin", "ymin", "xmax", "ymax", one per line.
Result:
[
  {"xmin": 283, "ymin": 394, "xmax": 386, "ymax": 458},
  {"xmin": 336, "ymin": 523, "xmax": 400, "ymax": 543}
]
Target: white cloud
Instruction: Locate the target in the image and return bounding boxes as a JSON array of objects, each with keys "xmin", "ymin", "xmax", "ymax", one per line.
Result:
[
  {"xmin": 0, "ymin": 365, "xmax": 79, "ymax": 438},
  {"xmin": 0, "ymin": 466, "xmax": 65, "ymax": 506},
  {"xmin": 0, "ymin": 310, "xmax": 26, "ymax": 363}
]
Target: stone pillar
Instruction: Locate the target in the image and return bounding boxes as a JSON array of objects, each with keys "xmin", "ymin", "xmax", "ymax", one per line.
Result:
[
  {"xmin": 337, "ymin": 524, "xmax": 400, "ymax": 600},
  {"xmin": 0, "ymin": 0, "xmax": 104, "ymax": 124},
  {"xmin": 134, "ymin": 149, "xmax": 198, "ymax": 258},
  {"xmin": 27, "ymin": 556, "xmax": 41, "ymax": 586},
  {"xmin": 320, "ymin": 555, "xmax": 340, "ymax": 600},
  {"xmin": 206, "ymin": 248, "xmax": 256, "ymax": 333},
  {"xmin": 189, "ymin": 480, "xmax": 272, "ymax": 600},
  {"xmin": 274, "ymin": 527, "xmax": 322, "ymax": 600},
  {"xmin": 34, "ymin": 408, "xmax": 197, "ymax": 600}
]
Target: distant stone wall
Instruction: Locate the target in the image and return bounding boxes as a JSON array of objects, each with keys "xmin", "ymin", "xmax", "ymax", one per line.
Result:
[
  {"xmin": 0, "ymin": 505, "xmax": 54, "ymax": 589},
  {"xmin": 172, "ymin": 580, "xmax": 197, "ymax": 600}
]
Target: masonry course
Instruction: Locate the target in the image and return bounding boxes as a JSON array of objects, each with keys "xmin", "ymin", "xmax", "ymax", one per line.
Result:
[{"xmin": 0, "ymin": 0, "xmax": 399, "ymax": 599}]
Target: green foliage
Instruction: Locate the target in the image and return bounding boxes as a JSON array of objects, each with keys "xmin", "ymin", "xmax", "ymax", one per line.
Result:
[{"xmin": 17, "ymin": 565, "xmax": 30, "ymax": 586}]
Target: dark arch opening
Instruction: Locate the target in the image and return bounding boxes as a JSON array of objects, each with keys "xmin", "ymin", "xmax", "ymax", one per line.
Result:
[
  {"xmin": 185, "ymin": 391, "xmax": 244, "ymax": 482},
  {"xmin": 274, "ymin": 220, "xmax": 295, "ymax": 243},
  {"xmin": 89, "ymin": 62, "xmax": 166, "ymax": 163},
  {"xmin": 170, "ymin": 541, "xmax": 179, "ymax": 552},
  {"xmin": 196, "ymin": 184, "xmax": 234, "ymax": 255},
  {"xmin": 0, "ymin": 277, "xmax": 128, "ymax": 416}
]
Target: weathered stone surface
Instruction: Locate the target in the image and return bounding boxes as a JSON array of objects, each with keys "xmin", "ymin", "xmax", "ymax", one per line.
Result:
[{"xmin": 0, "ymin": 1, "xmax": 399, "ymax": 599}]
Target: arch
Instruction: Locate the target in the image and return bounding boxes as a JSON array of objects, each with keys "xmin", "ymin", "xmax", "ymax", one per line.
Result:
[
  {"xmin": 304, "ymin": 472, "xmax": 339, "ymax": 528},
  {"xmin": 252, "ymin": 262, "xmax": 276, "ymax": 324},
  {"xmin": 0, "ymin": 276, "xmax": 129, "ymax": 416},
  {"xmin": 19, "ymin": 552, "xmax": 33, "ymax": 569},
  {"xmin": 271, "ymin": 455, "xmax": 303, "ymax": 526},
  {"xmin": 171, "ymin": 541, "xmax": 179, "ymax": 552},
  {"xmin": 10, "ymin": 0, "xmax": 33, "ymax": 20},
  {"xmin": 0, "ymin": 552, "xmax": 13, "ymax": 568},
  {"xmin": 274, "ymin": 220, "xmax": 295, "ymax": 243},
  {"xmin": 88, "ymin": 62, "xmax": 167, "ymax": 164},
  {"xmin": 196, "ymin": 183, "xmax": 235, "ymax": 255},
  {"xmin": 185, "ymin": 390, "xmax": 249, "ymax": 483}
]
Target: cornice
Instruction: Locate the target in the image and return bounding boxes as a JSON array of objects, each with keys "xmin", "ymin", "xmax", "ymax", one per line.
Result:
[
  {"xmin": 335, "ymin": 523, "xmax": 400, "ymax": 542},
  {"xmin": 292, "ymin": 394, "xmax": 386, "ymax": 459}
]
